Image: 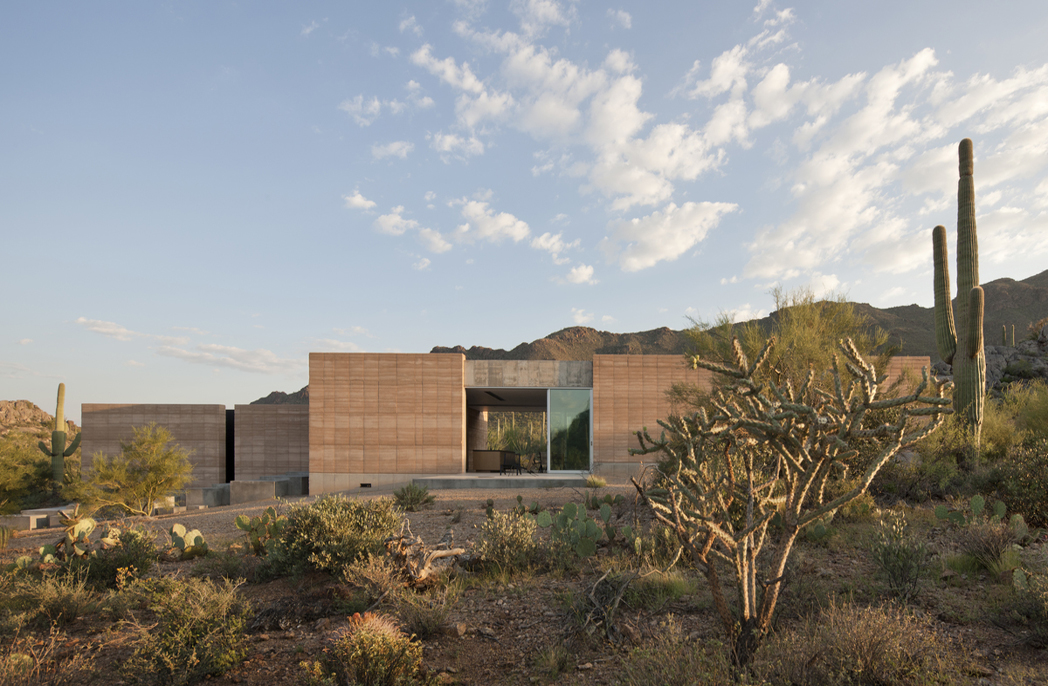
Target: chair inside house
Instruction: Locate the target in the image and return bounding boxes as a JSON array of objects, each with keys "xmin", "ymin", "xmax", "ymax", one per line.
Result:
[{"xmin": 500, "ymin": 451, "xmax": 522, "ymax": 475}]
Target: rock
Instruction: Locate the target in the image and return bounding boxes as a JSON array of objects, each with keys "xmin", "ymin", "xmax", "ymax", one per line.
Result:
[
  {"xmin": 441, "ymin": 623, "xmax": 468, "ymax": 638},
  {"xmin": 577, "ymin": 663, "xmax": 593, "ymax": 671},
  {"xmin": 479, "ymin": 626, "xmax": 495, "ymax": 637}
]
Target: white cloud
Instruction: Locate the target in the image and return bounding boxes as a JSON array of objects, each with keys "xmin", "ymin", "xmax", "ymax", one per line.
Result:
[
  {"xmin": 333, "ymin": 326, "xmax": 372, "ymax": 337},
  {"xmin": 807, "ymin": 272, "xmax": 842, "ymax": 298},
  {"xmin": 372, "ymin": 140, "xmax": 415, "ymax": 160},
  {"xmin": 452, "ymin": 198, "xmax": 530, "ymax": 243},
  {"xmin": 315, "ymin": 338, "xmax": 363, "ymax": 352},
  {"xmin": 18, "ymin": 338, "xmax": 32, "ymax": 345},
  {"xmin": 565, "ymin": 264, "xmax": 596, "ymax": 284},
  {"xmin": 606, "ymin": 201, "xmax": 738, "ymax": 272},
  {"xmin": 157, "ymin": 344, "xmax": 302, "ymax": 374},
  {"xmin": 730, "ymin": 304, "xmax": 767, "ymax": 322},
  {"xmin": 76, "ymin": 317, "xmax": 189, "ymax": 345},
  {"xmin": 126, "ymin": 360, "xmax": 145, "ymax": 367},
  {"xmin": 410, "ymin": 45, "xmax": 485, "ymax": 94},
  {"xmin": 511, "ymin": 0, "xmax": 574, "ymax": 36},
  {"xmin": 301, "ymin": 20, "xmax": 319, "ymax": 37},
  {"xmin": 424, "ymin": 191, "xmax": 436, "ymax": 202},
  {"xmin": 429, "ymin": 132, "xmax": 485, "ymax": 159},
  {"xmin": 399, "ymin": 16, "xmax": 422, "ymax": 37},
  {"xmin": 343, "ymin": 190, "xmax": 376, "ymax": 210},
  {"xmin": 530, "ymin": 231, "xmax": 578, "ymax": 263},
  {"xmin": 413, "ymin": 257, "xmax": 432, "ymax": 270},
  {"xmin": 338, "ymin": 95, "xmax": 383, "ymax": 126},
  {"xmin": 406, "ymin": 80, "xmax": 435, "ymax": 108},
  {"xmin": 571, "ymin": 308, "xmax": 593, "ymax": 325},
  {"xmin": 374, "ymin": 206, "xmax": 418, "ymax": 236},
  {"xmin": 418, "ymin": 228, "xmax": 452, "ymax": 253},
  {"xmin": 607, "ymin": 9, "xmax": 631, "ymax": 29},
  {"xmin": 601, "ymin": 315, "xmax": 616, "ymax": 323}
]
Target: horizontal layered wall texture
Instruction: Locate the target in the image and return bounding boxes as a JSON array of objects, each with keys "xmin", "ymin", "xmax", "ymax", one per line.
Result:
[
  {"xmin": 308, "ymin": 352, "xmax": 466, "ymax": 493},
  {"xmin": 233, "ymin": 404, "xmax": 309, "ymax": 481},
  {"xmin": 592, "ymin": 355, "xmax": 714, "ymax": 481},
  {"xmin": 80, "ymin": 404, "xmax": 226, "ymax": 489},
  {"xmin": 466, "ymin": 360, "xmax": 592, "ymax": 387}
]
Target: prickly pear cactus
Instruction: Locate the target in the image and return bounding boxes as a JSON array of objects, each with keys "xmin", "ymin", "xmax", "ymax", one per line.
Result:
[
  {"xmin": 170, "ymin": 523, "xmax": 208, "ymax": 559},
  {"xmin": 235, "ymin": 506, "xmax": 286, "ymax": 556},
  {"xmin": 37, "ymin": 383, "xmax": 82, "ymax": 485},
  {"xmin": 932, "ymin": 138, "xmax": 985, "ymax": 452}
]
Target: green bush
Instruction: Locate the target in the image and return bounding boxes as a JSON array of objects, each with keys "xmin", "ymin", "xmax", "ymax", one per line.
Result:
[
  {"xmin": 1004, "ymin": 380, "xmax": 1048, "ymax": 443},
  {"xmin": 754, "ymin": 599, "xmax": 962, "ymax": 685},
  {"xmin": 392, "ymin": 483, "xmax": 435, "ymax": 512},
  {"xmin": 274, "ymin": 496, "xmax": 401, "ymax": 577},
  {"xmin": 306, "ymin": 612, "xmax": 430, "ymax": 686},
  {"xmin": 995, "ymin": 439, "xmax": 1048, "ymax": 528},
  {"xmin": 85, "ymin": 423, "xmax": 194, "ymax": 516},
  {"xmin": 475, "ymin": 511, "xmax": 537, "ymax": 574},
  {"xmin": 6, "ymin": 572, "xmax": 100, "ymax": 630},
  {"xmin": 70, "ymin": 526, "xmax": 157, "ymax": 589},
  {"xmin": 395, "ymin": 583, "xmax": 461, "ymax": 639},
  {"xmin": 869, "ymin": 511, "xmax": 928, "ymax": 602},
  {"xmin": 123, "ymin": 577, "xmax": 249, "ymax": 686}
]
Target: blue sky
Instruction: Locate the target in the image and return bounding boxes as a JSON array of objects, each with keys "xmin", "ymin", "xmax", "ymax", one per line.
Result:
[{"xmin": 5, "ymin": 1, "xmax": 1048, "ymax": 421}]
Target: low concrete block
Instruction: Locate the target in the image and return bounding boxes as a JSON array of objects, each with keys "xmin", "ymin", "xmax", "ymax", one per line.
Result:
[
  {"xmin": 206, "ymin": 484, "xmax": 230, "ymax": 507},
  {"xmin": 0, "ymin": 514, "xmax": 48, "ymax": 531},
  {"xmin": 186, "ymin": 488, "xmax": 206, "ymax": 509},
  {"xmin": 260, "ymin": 476, "xmax": 290, "ymax": 498},
  {"xmin": 230, "ymin": 480, "xmax": 276, "ymax": 505},
  {"xmin": 286, "ymin": 473, "xmax": 309, "ymax": 497},
  {"xmin": 151, "ymin": 496, "xmax": 176, "ymax": 515}
]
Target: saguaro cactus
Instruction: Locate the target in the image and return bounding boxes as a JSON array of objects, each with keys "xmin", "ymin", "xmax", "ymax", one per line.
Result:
[
  {"xmin": 932, "ymin": 138, "xmax": 986, "ymax": 451},
  {"xmin": 38, "ymin": 383, "xmax": 81, "ymax": 485}
]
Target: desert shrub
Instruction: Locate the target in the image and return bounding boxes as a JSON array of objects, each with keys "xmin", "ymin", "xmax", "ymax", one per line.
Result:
[
  {"xmin": 623, "ymin": 570, "xmax": 694, "ymax": 612},
  {"xmin": 994, "ymin": 439, "xmax": 1048, "ymax": 528},
  {"xmin": 306, "ymin": 612, "xmax": 430, "ymax": 686},
  {"xmin": 273, "ymin": 495, "xmax": 401, "ymax": 577},
  {"xmin": 395, "ymin": 582, "xmax": 461, "ymax": 639},
  {"xmin": 532, "ymin": 641, "xmax": 572, "ymax": 681},
  {"xmin": 585, "ymin": 474, "xmax": 607, "ymax": 488},
  {"xmin": 980, "ymin": 399, "xmax": 1026, "ymax": 461},
  {"xmin": 69, "ymin": 526, "xmax": 157, "ymax": 590},
  {"xmin": 1012, "ymin": 557, "xmax": 1048, "ymax": 647},
  {"xmin": 475, "ymin": 511, "xmax": 538, "ymax": 574},
  {"xmin": 341, "ymin": 554, "xmax": 402, "ymax": 607},
  {"xmin": 1004, "ymin": 380, "xmax": 1048, "ymax": 443},
  {"xmin": 753, "ymin": 599, "xmax": 962, "ymax": 685},
  {"xmin": 16, "ymin": 572, "xmax": 100, "ymax": 629},
  {"xmin": 868, "ymin": 511, "xmax": 928, "ymax": 602},
  {"xmin": 620, "ymin": 616, "xmax": 734, "ymax": 686},
  {"xmin": 0, "ymin": 626, "xmax": 96, "ymax": 685},
  {"xmin": 123, "ymin": 577, "xmax": 249, "ymax": 686},
  {"xmin": 956, "ymin": 518, "xmax": 1021, "ymax": 578},
  {"xmin": 190, "ymin": 550, "xmax": 250, "ymax": 582},
  {"xmin": 392, "ymin": 483, "xmax": 435, "ymax": 512},
  {"xmin": 1026, "ymin": 316, "xmax": 1048, "ymax": 340}
]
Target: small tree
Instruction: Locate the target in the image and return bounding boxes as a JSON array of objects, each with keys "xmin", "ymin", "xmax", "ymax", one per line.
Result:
[
  {"xmin": 86, "ymin": 423, "xmax": 194, "ymax": 516},
  {"xmin": 632, "ymin": 337, "xmax": 951, "ymax": 669}
]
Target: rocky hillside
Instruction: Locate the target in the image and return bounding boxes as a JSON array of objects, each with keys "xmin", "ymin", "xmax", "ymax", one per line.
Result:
[
  {"xmin": 251, "ymin": 269, "xmax": 1048, "ymax": 402},
  {"xmin": 431, "ymin": 326, "xmax": 686, "ymax": 360},
  {"xmin": 0, "ymin": 400, "xmax": 78, "ymax": 439},
  {"xmin": 250, "ymin": 386, "xmax": 310, "ymax": 405}
]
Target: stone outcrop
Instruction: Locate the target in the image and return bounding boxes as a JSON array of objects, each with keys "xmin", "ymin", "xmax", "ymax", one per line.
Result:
[{"xmin": 0, "ymin": 400, "xmax": 78, "ymax": 438}]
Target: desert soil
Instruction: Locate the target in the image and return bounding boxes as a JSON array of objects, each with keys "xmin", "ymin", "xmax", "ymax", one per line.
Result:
[{"xmin": 4, "ymin": 484, "xmax": 1048, "ymax": 685}]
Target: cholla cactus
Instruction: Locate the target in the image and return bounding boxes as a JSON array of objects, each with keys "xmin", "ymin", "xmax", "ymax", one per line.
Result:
[
  {"xmin": 932, "ymin": 138, "xmax": 986, "ymax": 452},
  {"xmin": 632, "ymin": 336, "xmax": 951, "ymax": 666}
]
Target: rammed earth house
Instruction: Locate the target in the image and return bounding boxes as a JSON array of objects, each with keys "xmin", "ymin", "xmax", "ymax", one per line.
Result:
[{"xmin": 81, "ymin": 352, "xmax": 930, "ymax": 495}]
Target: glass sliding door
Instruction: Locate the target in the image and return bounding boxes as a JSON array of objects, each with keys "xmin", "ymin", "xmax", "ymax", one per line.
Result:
[{"xmin": 547, "ymin": 389, "xmax": 591, "ymax": 472}]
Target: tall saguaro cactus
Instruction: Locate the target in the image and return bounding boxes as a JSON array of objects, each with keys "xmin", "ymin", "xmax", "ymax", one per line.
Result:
[
  {"xmin": 932, "ymin": 138, "xmax": 986, "ymax": 451},
  {"xmin": 38, "ymin": 383, "xmax": 81, "ymax": 485}
]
